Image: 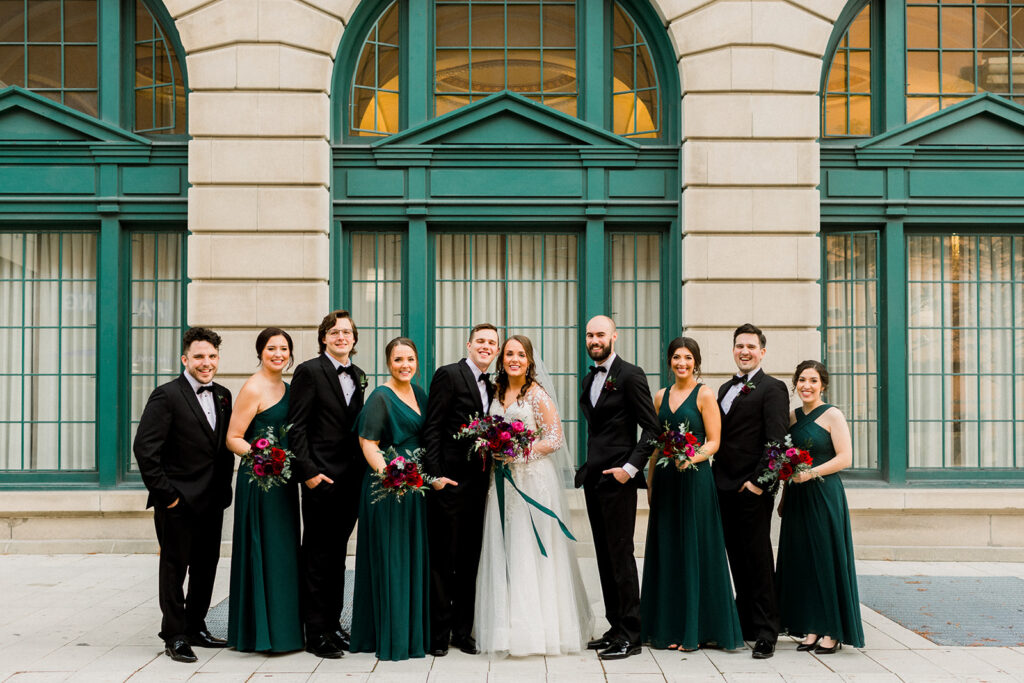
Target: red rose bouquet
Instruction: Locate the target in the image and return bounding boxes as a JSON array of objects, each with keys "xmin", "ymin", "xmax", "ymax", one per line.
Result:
[
  {"xmin": 370, "ymin": 447, "xmax": 434, "ymax": 503},
  {"xmin": 455, "ymin": 413, "xmax": 536, "ymax": 467},
  {"xmin": 649, "ymin": 420, "xmax": 705, "ymax": 471},
  {"xmin": 242, "ymin": 425, "xmax": 294, "ymax": 492},
  {"xmin": 757, "ymin": 435, "xmax": 816, "ymax": 491}
]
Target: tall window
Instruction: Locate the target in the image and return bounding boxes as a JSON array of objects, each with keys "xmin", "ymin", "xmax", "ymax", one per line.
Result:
[
  {"xmin": 612, "ymin": 3, "xmax": 659, "ymax": 137},
  {"xmin": 608, "ymin": 233, "xmax": 660, "ymax": 389},
  {"xmin": 823, "ymin": 3, "xmax": 871, "ymax": 136},
  {"xmin": 350, "ymin": 1, "xmax": 400, "ymax": 136},
  {"xmin": 349, "ymin": 232, "xmax": 404, "ymax": 389}
]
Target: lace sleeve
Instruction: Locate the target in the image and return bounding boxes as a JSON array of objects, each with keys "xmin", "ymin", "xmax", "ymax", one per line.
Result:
[{"xmin": 528, "ymin": 386, "xmax": 564, "ymax": 459}]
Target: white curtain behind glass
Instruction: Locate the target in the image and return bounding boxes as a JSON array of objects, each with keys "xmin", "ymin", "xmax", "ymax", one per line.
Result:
[{"xmin": 350, "ymin": 233, "xmax": 403, "ymax": 391}]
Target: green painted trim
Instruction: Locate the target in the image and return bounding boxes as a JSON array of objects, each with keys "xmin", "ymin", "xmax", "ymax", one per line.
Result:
[
  {"xmin": 405, "ymin": 220, "xmax": 429, "ymax": 370},
  {"xmin": 858, "ymin": 93, "xmax": 1024, "ymax": 148},
  {"xmin": 407, "ymin": 0, "xmax": 430, "ymax": 127},
  {"xmin": 880, "ymin": 219, "xmax": 907, "ymax": 484},
  {"xmin": 0, "ymin": 86, "xmax": 151, "ymax": 144}
]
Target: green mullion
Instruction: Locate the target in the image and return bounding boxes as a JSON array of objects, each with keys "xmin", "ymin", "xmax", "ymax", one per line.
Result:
[
  {"xmin": 1013, "ymin": 237, "xmax": 1019, "ymax": 467},
  {"xmin": 97, "ymin": 0, "xmax": 121, "ymax": 126},
  {"xmin": 938, "ymin": 237, "xmax": 946, "ymax": 467},
  {"xmin": 882, "ymin": 221, "xmax": 907, "ymax": 483},
  {"xmin": 974, "ymin": 237, "xmax": 982, "ymax": 469},
  {"xmin": 55, "ymin": 235, "xmax": 63, "ymax": 470}
]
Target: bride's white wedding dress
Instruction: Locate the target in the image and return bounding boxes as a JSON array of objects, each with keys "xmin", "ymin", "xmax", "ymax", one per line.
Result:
[{"xmin": 474, "ymin": 384, "xmax": 594, "ymax": 656}]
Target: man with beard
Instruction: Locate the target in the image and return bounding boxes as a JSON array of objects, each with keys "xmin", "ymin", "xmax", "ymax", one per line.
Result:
[{"xmin": 576, "ymin": 315, "xmax": 660, "ymax": 660}]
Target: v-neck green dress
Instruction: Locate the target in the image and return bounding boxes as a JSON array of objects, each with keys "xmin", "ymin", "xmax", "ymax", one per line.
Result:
[
  {"xmin": 640, "ymin": 384, "xmax": 743, "ymax": 650},
  {"xmin": 350, "ymin": 384, "xmax": 431, "ymax": 661},
  {"xmin": 776, "ymin": 404, "xmax": 864, "ymax": 647},
  {"xmin": 227, "ymin": 384, "xmax": 304, "ymax": 652}
]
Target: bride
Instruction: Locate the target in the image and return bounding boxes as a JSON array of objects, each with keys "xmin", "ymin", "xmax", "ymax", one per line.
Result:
[{"xmin": 474, "ymin": 334, "xmax": 594, "ymax": 656}]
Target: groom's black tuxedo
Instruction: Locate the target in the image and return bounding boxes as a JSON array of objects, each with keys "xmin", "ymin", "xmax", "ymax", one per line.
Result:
[
  {"xmin": 421, "ymin": 359, "xmax": 493, "ymax": 648},
  {"xmin": 713, "ymin": 367, "xmax": 788, "ymax": 645},
  {"xmin": 287, "ymin": 353, "xmax": 367, "ymax": 638},
  {"xmin": 577, "ymin": 355, "xmax": 659, "ymax": 646},
  {"xmin": 134, "ymin": 373, "xmax": 233, "ymax": 643}
]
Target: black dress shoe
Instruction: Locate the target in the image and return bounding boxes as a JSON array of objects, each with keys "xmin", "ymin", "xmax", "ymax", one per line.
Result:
[
  {"xmin": 796, "ymin": 636, "xmax": 821, "ymax": 652},
  {"xmin": 587, "ymin": 636, "xmax": 612, "ymax": 650},
  {"xmin": 165, "ymin": 638, "xmax": 198, "ymax": 663},
  {"xmin": 188, "ymin": 630, "xmax": 228, "ymax": 648},
  {"xmin": 305, "ymin": 633, "xmax": 344, "ymax": 659},
  {"xmin": 451, "ymin": 635, "xmax": 479, "ymax": 655},
  {"xmin": 814, "ymin": 640, "xmax": 842, "ymax": 655},
  {"xmin": 329, "ymin": 628, "xmax": 351, "ymax": 651},
  {"xmin": 430, "ymin": 646, "xmax": 449, "ymax": 657},
  {"xmin": 751, "ymin": 638, "xmax": 775, "ymax": 659},
  {"xmin": 598, "ymin": 640, "xmax": 642, "ymax": 660}
]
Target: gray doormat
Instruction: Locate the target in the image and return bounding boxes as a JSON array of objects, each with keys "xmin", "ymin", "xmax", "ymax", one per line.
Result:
[
  {"xmin": 858, "ymin": 575, "xmax": 1024, "ymax": 646},
  {"xmin": 207, "ymin": 569, "xmax": 355, "ymax": 639}
]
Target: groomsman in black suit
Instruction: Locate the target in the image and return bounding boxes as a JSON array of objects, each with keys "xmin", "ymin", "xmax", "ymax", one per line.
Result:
[
  {"xmin": 713, "ymin": 323, "xmax": 789, "ymax": 659},
  {"xmin": 134, "ymin": 327, "xmax": 233, "ymax": 663},
  {"xmin": 288, "ymin": 310, "xmax": 368, "ymax": 659},
  {"xmin": 576, "ymin": 315, "xmax": 659, "ymax": 660},
  {"xmin": 421, "ymin": 323, "xmax": 499, "ymax": 656}
]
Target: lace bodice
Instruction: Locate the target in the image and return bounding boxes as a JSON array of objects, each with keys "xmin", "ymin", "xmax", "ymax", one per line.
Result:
[{"xmin": 489, "ymin": 385, "xmax": 564, "ymax": 461}]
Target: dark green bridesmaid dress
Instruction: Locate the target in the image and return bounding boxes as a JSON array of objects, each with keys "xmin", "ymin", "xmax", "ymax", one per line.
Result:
[
  {"xmin": 227, "ymin": 384, "xmax": 304, "ymax": 652},
  {"xmin": 640, "ymin": 384, "xmax": 743, "ymax": 650},
  {"xmin": 776, "ymin": 404, "xmax": 865, "ymax": 648},
  {"xmin": 350, "ymin": 384, "xmax": 430, "ymax": 661}
]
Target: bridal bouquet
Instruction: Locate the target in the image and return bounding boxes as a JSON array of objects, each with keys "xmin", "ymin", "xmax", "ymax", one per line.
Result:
[
  {"xmin": 456, "ymin": 414, "xmax": 536, "ymax": 467},
  {"xmin": 756, "ymin": 435, "xmax": 816, "ymax": 491},
  {"xmin": 370, "ymin": 447, "xmax": 434, "ymax": 503},
  {"xmin": 242, "ymin": 425, "xmax": 294, "ymax": 492},
  {"xmin": 649, "ymin": 421, "xmax": 705, "ymax": 471}
]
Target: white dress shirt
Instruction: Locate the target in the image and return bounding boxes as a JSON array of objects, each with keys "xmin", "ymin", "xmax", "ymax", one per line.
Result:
[
  {"xmin": 183, "ymin": 371, "xmax": 217, "ymax": 430},
  {"xmin": 326, "ymin": 353, "xmax": 356, "ymax": 405},
  {"xmin": 720, "ymin": 367, "xmax": 762, "ymax": 415},
  {"xmin": 464, "ymin": 358, "xmax": 489, "ymax": 412},
  {"xmin": 588, "ymin": 352, "xmax": 617, "ymax": 407}
]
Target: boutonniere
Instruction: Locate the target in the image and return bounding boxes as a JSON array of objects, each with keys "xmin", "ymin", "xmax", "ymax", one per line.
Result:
[
  {"xmin": 218, "ymin": 394, "xmax": 230, "ymax": 410},
  {"xmin": 740, "ymin": 380, "xmax": 756, "ymax": 395},
  {"xmin": 603, "ymin": 376, "xmax": 618, "ymax": 392},
  {"xmin": 358, "ymin": 374, "xmax": 368, "ymax": 390}
]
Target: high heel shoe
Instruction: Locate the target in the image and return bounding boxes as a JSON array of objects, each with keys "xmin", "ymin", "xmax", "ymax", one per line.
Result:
[
  {"xmin": 796, "ymin": 636, "xmax": 821, "ymax": 652},
  {"xmin": 814, "ymin": 639, "xmax": 842, "ymax": 655}
]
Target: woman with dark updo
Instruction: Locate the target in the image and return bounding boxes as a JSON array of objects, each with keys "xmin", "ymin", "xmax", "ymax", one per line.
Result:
[{"xmin": 775, "ymin": 360, "xmax": 864, "ymax": 654}]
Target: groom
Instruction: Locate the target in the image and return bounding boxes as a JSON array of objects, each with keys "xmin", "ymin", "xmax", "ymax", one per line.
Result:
[
  {"xmin": 288, "ymin": 310, "xmax": 368, "ymax": 659},
  {"xmin": 576, "ymin": 315, "xmax": 659, "ymax": 660},
  {"xmin": 421, "ymin": 323, "xmax": 500, "ymax": 657},
  {"xmin": 134, "ymin": 327, "xmax": 233, "ymax": 663},
  {"xmin": 713, "ymin": 323, "xmax": 788, "ymax": 659}
]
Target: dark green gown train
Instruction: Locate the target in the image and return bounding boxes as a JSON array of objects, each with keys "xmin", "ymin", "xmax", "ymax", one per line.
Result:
[
  {"xmin": 776, "ymin": 404, "xmax": 865, "ymax": 648},
  {"xmin": 227, "ymin": 385, "xmax": 304, "ymax": 652},
  {"xmin": 350, "ymin": 384, "xmax": 431, "ymax": 661},
  {"xmin": 640, "ymin": 384, "xmax": 743, "ymax": 650}
]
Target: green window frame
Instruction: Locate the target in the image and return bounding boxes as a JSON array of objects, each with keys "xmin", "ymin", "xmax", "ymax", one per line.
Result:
[
  {"xmin": 346, "ymin": 231, "xmax": 404, "ymax": 390},
  {"xmin": 608, "ymin": 232, "xmax": 661, "ymax": 391},
  {"xmin": 350, "ymin": 1, "xmax": 400, "ymax": 136}
]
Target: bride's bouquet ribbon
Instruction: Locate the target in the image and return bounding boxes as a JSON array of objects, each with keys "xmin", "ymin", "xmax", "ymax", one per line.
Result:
[{"xmin": 493, "ymin": 462, "xmax": 576, "ymax": 558}]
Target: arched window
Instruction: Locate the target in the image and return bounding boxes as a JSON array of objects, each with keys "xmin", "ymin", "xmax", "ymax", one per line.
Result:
[
  {"xmin": 341, "ymin": 0, "xmax": 672, "ymax": 141},
  {"xmin": 0, "ymin": 0, "xmax": 188, "ymax": 134}
]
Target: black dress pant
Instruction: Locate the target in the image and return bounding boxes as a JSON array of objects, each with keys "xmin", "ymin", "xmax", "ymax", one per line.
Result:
[
  {"xmin": 153, "ymin": 502, "xmax": 224, "ymax": 643},
  {"xmin": 300, "ymin": 477, "xmax": 361, "ymax": 636},
  {"xmin": 425, "ymin": 474, "xmax": 488, "ymax": 647},
  {"xmin": 584, "ymin": 477, "xmax": 641, "ymax": 646},
  {"xmin": 717, "ymin": 487, "xmax": 780, "ymax": 643}
]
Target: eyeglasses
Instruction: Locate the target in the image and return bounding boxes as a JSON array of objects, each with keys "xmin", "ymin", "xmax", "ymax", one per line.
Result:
[{"xmin": 327, "ymin": 329, "xmax": 355, "ymax": 338}]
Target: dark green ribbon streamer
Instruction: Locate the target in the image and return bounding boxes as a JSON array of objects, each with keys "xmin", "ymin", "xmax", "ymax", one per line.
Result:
[{"xmin": 494, "ymin": 462, "xmax": 576, "ymax": 558}]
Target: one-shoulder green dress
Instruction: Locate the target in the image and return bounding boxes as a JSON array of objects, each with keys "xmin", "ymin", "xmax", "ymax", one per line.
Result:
[
  {"xmin": 640, "ymin": 384, "xmax": 743, "ymax": 650},
  {"xmin": 350, "ymin": 384, "xmax": 431, "ymax": 661},
  {"xmin": 227, "ymin": 384, "xmax": 304, "ymax": 652},
  {"xmin": 776, "ymin": 404, "xmax": 864, "ymax": 647}
]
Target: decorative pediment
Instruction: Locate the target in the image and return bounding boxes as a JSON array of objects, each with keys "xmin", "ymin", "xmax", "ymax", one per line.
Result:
[
  {"xmin": 374, "ymin": 91, "xmax": 639, "ymax": 149},
  {"xmin": 858, "ymin": 93, "xmax": 1024, "ymax": 148},
  {"xmin": 0, "ymin": 86, "xmax": 150, "ymax": 144}
]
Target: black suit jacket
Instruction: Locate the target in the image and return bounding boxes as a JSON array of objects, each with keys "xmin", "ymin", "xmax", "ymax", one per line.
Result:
[
  {"xmin": 421, "ymin": 360, "xmax": 493, "ymax": 481},
  {"xmin": 712, "ymin": 368, "xmax": 790, "ymax": 492},
  {"xmin": 575, "ymin": 356, "xmax": 660, "ymax": 488},
  {"xmin": 287, "ymin": 354, "xmax": 367, "ymax": 483},
  {"xmin": 134, "ymin": 374, "xmax": 234, "ymax": 512}
]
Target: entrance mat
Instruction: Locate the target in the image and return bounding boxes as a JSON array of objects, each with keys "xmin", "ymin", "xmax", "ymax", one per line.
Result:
[
  {"xmin": 858, "ymin": 575, "xmax": 1024, "ymax": 647},
  {"xmin": 207, "ymin": 569, "xmax": 355, "ymax": 639}
]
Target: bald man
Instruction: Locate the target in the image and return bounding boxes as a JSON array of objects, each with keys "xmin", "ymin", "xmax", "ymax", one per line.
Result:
[{"xmin": 576, "ymin": 315, "xmax": 660, "ymax": 660}]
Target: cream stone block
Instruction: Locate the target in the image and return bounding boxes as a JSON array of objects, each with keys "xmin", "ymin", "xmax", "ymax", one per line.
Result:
[
  {"xmin": 258, "ymin": 0, "xmax": 343, "ymax": 55},
  {"xmin": 751, "ymin": 2, "xmax": 833, "ymax": 57},
  {"xmin": 189, "ymin": 92, "xmax": 259, "ymax": 137},
  {"xmin": 217, "ymin": 329, "xmax": 272, "ymax": 375},
  {"xmin": 727, "ymin": 47, "xmax": 822, "ymax": 93},
  {"xmin": 751, "ymin": 189, "xmax": 820, "ymax": 232},
  {"xmin": 902, "ymin": 489, "xmax": 1024, "ymax": 510},
  {"xmin": 751, "ymin": 94, "xmax": 819, "ymax": 138},
  {"xmin": 11, "ymin": 517, "xmax": 156, "ymax": 540},
  {"xmin": 849, "ymin": 512, "xmax": 992, "ymax": 547},
  {"xmin": 691, "ymin": 141, "xmax": 819, "ymax": 186},
  {"xmin": 669, "ymin": 1, "xmax": 752, "ymax": 57},
  {"xmin": 678, "ymin": 48, "xmax": 734, "ymax": 93},
  {"xmin": 751, "ymin": 281, "xmax": 820, "ymax": 327},
  {"xmin": 682, "ymin": 139, "xmax": 708, "ymax": 185},
  {"xmin": 786, "ymin": 0, "xmax": 848, "ymax": 22},
  {"xmin": 98, "ymin": 491, "xmax": 151, "ymax": 513},
  {"xmin": 237, "ymin": 45, "xmax": 281, "ymax": 89},
  {"xmin": 258, "ymin": 93, "xmax": 330, "ymax": 137},
  {"xmin": 684, "ymin": 281, "xmax": 819, "ymax": 328},
  {"xmin": 203, "ymin": 139, "xmax": 330, "ymax": 185},
  {"xmin": 164, "ymin": 0, "xmax": 214, "ymax": 18},
  {"xmin": 278, "ymin": 46, "xmax": 335, "ymax": 92},
  {"xmin": 188, "ymin": 139, "xmax": 213, "ymax": 184},
  {"xmin": 685, "ymin": 235, "xmax": 819, "ymax": 281},
  {"xmin": 258, "ymin": 186, "xmax": 330, "ymax": 232},
  {"xmin": 655, "ymin": 0, "xmax": 715, "ymax": 23},
  {"xmin": 683, "ymin": 281, "xmax": 754, "ymax": 325},
  {"xmin": 188, "ymin": 232, "xmax": 213, "ymax": 279},
  {"xmin": 185, "ymin": 46, "xmax": 237, "ymax": 90},
  {"xmin": 683, "ymin": 188, "xmax": 820, "ymax": 233},
  {"xmin": 188, "ymin": 281, "xmax": 259, "ymax": 325},
  {"xmin": 192, "ymin": 233, "xmax": 329, "ymax": 280},
  {"xmin": 0, "ymin": 492, "xmax": 101, "ymax": 514},
  {"xmin": 310, "ymin": 0, "xmax": 361, "ymax": 23},
  {"xmin": 254, "ymin": 282, "xmax": 330, "ymax": 326},
  {"xmin": 992, "ymin": 515, "xmax": 1024, "ymax": 546},
  {"xmin": 176, "ymin": 0, "xmax": 258, "ymax": 53},
  {"xmin": 684, "ymin": 94, "xmax": 753, "ymax": 138},
  {"xmin": 189, "ymin": 186, "xmax": 259, "ymax": 232}
]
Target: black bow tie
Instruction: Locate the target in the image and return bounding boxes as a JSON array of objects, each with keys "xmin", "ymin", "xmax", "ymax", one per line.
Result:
[
  {"xmin": 478, "ymin": 373, "xmax": 489, "ymax": 385},
  {"xmin": 729, "ymin": 374, "xmax": 748, "ymax": 387},
  {"xmin": 337, "ymin": 365, "xmax": 355, "ymax": 378},
  {"xmin": 196, "ymin": 385, "xmax": 214, "ymax": 394},
  {"xmin": 589, "ymin": 365, "xmax": 608, "ymax": 376}
]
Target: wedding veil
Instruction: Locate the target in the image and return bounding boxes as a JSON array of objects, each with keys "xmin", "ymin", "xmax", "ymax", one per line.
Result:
[{"xmin": 532, "ymin": 355, "xmax": 576, "ymax": 490}]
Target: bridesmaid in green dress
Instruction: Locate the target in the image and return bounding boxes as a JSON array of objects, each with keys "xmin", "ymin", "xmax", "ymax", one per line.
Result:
[
  {"xmin": 640, "ymin": 337, "xmax": 742, "ymax": 651},
  {"xmin": 776, "ymin": 360, "xmax": 864, "ymax": 653},
  {"xmin": 225, "ymin": 328, "xmax": 304, "ymax": 652},
  {"xmin": 351, "ymin": 336, "xmax": 431, "ymax": 661}
]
